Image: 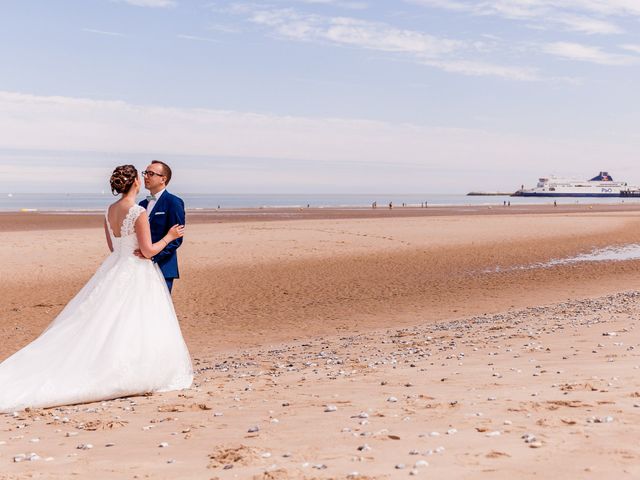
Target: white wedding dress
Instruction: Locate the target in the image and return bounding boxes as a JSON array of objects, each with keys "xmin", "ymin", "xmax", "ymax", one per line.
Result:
[{"xmin": 0, "ymin": 205, "xmax": 193, "ymax": 413}]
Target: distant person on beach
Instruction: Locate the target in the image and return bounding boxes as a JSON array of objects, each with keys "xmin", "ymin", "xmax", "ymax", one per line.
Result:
[
  {"xmin": 389, "ymin": 202, "xmax": 393, "ymax": 209},
  {"xmin": 0, "ymin": 165, "xmax": 192, "ymax": 413},
  {"xmin": 135, "ymin": 161, "xmax": 185, "ymax": 294}
]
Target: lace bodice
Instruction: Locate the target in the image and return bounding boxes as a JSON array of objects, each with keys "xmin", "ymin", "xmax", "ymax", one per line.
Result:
[{"xmin": 106, "ymin": 205, "xmax": 145, "ymax": 255}]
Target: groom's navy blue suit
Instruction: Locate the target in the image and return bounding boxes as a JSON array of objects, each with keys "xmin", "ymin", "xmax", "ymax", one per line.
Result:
[{"xmin": 139, "ymin": 191, "xmax": 185, "ymax": 293}]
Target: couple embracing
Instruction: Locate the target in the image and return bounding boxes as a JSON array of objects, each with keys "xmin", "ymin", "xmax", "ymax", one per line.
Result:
[{"xmin": 0, "ymin": 161, "xmax": 193, "ymax": 413}]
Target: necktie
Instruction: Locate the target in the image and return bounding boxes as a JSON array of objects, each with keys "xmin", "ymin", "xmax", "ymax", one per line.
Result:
[{"xmin": 146, "ymin": 195, "xmax": 156, "ymax": 202}]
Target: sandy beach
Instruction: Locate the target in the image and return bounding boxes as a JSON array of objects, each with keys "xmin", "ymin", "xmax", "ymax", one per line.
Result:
[{"xmin": 1, "ymin": 205, "xmax": 640, "ymax": 478}]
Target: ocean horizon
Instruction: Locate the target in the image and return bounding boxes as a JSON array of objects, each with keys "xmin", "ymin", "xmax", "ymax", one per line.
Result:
[{"xmin": 2, "ymin": 192, "xmax": 640, "ymax": 212}]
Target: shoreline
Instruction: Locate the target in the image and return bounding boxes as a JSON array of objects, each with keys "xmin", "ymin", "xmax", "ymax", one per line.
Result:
[{"xmin": 3, "ymin": 202, "xmax": 640, "ymax": 232}]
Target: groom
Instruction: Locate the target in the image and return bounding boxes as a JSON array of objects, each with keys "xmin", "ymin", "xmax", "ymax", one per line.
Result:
[{"xmin": 135, "ymin": 160, "xmax": 185, "ymax": 293}]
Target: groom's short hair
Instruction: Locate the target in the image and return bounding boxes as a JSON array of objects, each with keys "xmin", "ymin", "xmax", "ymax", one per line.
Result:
[{"xmin": 151, "ymin": 160, "xmax": 172, "ymax": 185}]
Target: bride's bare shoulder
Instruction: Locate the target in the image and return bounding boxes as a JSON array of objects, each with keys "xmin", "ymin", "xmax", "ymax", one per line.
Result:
[{"xmin": 107, "ymin": 200, "xmax": 124, "ymax": 213}]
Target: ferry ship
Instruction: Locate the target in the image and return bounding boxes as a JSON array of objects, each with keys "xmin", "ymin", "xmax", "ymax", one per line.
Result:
[{"xmin": 513, "ymin": 172, "xmax": 638, "ymax": 197}]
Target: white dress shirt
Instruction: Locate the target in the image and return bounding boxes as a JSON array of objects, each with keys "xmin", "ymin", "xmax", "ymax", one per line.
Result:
[{"xmin": 146, "ymin": 188, "xmax": 165, "ymax": 215}]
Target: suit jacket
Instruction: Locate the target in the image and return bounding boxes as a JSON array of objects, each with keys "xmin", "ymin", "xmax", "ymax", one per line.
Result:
[{"xmin": 139, "ymin": 191, "xmax": 185, "ymax": 279}]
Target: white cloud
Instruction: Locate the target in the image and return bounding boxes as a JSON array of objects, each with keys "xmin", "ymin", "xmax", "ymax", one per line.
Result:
[
  {"xmin": 407, "ymin": 0, "xmax": 632, "ymax": 34},
  {"xmin": 409, "ymin": 0, "xmax": 640, "ymax": 18},
  {"xmin": 552, "ymin": 14, "xmax": 623, "ymax": 35},
  {"xmin": 0, "ymin": 90, "xmax": 637, "ymax": 192},
  {"xmin": 422, "ymin": 59, "xmax": 541, "ymax": 81},
  {"xmin": 177, "ymin": 34, "xmax": 221, "ymax": 43},
  {"xmin": 82, "ymin": 28, "xmax": 126, "ymax": 37},
  {"xmin": 247, "ymin": 8, "xmax": 462, "ymax": 56},
  {"xmin": 233, "ymin": 6, "xmax": 538, "ymax": 80},
  {"xmin": 291, "ymin": 0, "xmax": 368, "ymax": 9},
  {"xmin": 207, "ymin": 23, "xmax": 242, "ymax": 34},
  {"xmin": 620, "ymin": 44, "xmax": 640, "ymax": 55},
  {"xmin": 543, "ymin": 42, "xmax": 637, "ymax": 65},
  {"xmin": 118, "ymin": 0, "xmax": 176, "ymax": 7}
]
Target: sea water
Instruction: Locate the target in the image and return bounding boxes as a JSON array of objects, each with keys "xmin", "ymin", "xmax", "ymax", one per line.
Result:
[
  {"xmin": 486, "ymin": 244, "xmax": 640, "ymax": 274},
  {"xmin": 2, "ymin": 193, "xmax": 640, "ymax": 212}
]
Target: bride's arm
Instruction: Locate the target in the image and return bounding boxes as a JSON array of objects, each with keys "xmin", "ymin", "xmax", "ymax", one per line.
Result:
[
  {"xmin": 135, "ymin": 211, "xmax": 184, "ymax": 259},
  {"xmin": 104, "ymin": 219, "xmax": 114, "ymax": 252}
]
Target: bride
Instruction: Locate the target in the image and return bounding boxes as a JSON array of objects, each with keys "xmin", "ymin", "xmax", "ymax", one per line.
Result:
[{"xmin": 0, "ymin": 165, "xmax": 193, "ymax": 413}]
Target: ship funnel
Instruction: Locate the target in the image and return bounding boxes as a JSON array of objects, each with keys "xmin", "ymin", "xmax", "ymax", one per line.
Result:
[{"xmin": 589, "ymin": 172, "xmax": 613, "ymax": 181}]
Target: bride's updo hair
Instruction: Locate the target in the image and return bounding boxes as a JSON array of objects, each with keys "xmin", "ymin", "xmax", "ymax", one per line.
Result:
[{"xmin": 110, "ymin": 165, "xmax": 138, "ymax": 195}]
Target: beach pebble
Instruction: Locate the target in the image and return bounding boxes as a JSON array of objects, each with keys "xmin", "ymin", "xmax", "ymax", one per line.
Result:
[
  {"xmin": 159, "ymin": 442, "xmax": 169, "ymax": 448},
  {"xmin": 357, "ymin": 444, "xmax": 372, "ymax": 452},
  {"xmin": 415, "ymin": 460, "xmax": 429, "ymax": 467},
  {"xmin": 595, "ymin": 416, "xmax": 614, "ymax": 423},
  {"xmin": 395, "ymin": 463, "xmax": 406, "ymax": 469},
  {"xmin": 76, "ymin": 443, "xmax": 93, "ymax": 450},
  {"xmin": 65, "ymin": 432, "xmax": 79, "ymax": 437},
  {"xmin": 324, "ymin": 405, "xmax": 338, "ymax": 412},
  {"xmin": 522, "ymin": 433, "xmax": 537, "ymax": 443},
  {"xmin": 486, "ymin": 431, "xmax": 501, "ymax": 437},
  {"xmin": 248, "ymin": 426, "xmax": 260, "ymax": 433},
  {"xmin": 387, "ymin": 396, "xmax": 398, "ymax": 403},
  {"xmin": 446, "ymin": 429, "xmax": 457, "ymax": 435},
  {"xmin": 409, "ymin": 469, "xmax": 419, "ymax": 476},
  {"xmin": 105, "ymin": 443, "xmax": 115, "ymax": 447}
]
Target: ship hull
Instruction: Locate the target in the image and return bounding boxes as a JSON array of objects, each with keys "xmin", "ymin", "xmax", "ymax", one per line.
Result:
[{"xmin": 512, "ymin": 192, "xmax": 623, "ymax": 197}]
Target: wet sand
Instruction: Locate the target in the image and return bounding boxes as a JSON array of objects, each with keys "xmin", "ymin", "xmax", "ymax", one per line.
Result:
[
  {"xmin": 2, "ymin": 202, "xmax": 640, "ymax": 232},
  {"xmin": 1, "ymin": 207, "xmax": 640, "ymax": 478}
]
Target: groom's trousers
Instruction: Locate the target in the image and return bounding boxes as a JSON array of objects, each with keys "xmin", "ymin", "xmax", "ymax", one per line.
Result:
[{"xmin": 165, "ymin": 278, "xmax": 174, "ymax": 294}]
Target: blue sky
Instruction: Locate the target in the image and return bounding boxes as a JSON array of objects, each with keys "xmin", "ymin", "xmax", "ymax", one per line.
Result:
[{"xmin": 1, "ymin": 0, "xmax": 639, "ymax": 193}]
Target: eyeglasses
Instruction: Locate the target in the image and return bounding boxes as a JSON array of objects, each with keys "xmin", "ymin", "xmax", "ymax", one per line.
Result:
[{"xmin": 142, "ymin": 170, "xmax": 164, "ymax": 178}]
